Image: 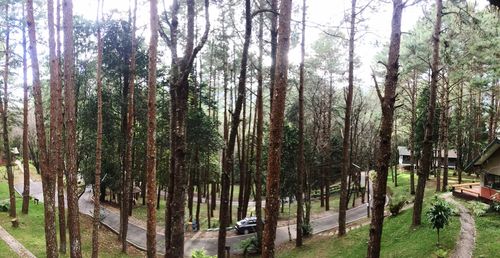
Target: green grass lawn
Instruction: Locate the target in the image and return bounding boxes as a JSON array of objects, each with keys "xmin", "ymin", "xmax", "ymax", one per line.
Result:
[
  {"xmin": 473, "ymin": 212, "xmax": 500, "ymax": 258},
  {"xmin": 277, "ymin": 204, "xmax": 460, "ymax": 258},
  {"xmin": 277, "ymin": 170, "xmax": 461, "ymax": 258},
  {"xmin": 0, "ymin": 181, "xmax": 144, "ymax": 257}
]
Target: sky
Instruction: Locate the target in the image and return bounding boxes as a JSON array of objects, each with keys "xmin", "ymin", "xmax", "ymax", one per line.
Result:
[{"xmin": 72, "ymin": 0, "xmax": 427, "ymax": 88}]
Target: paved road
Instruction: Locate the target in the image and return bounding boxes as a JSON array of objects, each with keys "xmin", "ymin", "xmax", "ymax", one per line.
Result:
[
  {"xmin": 186, "ymin": 203, "xmax": 370, "ymax": 256},
  {"xmin": 12, "ymin": 163, "xmax": 376, "ymax": 257}
]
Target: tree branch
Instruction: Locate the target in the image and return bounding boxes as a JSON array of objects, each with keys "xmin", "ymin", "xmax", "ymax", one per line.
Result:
[
  {"xmin": 251, "ymin": 8, "xmax": 278, "ymax": 18},
  {"xmin": 371, "ymin": 71, "xmax": 383, "ymax": 103}
]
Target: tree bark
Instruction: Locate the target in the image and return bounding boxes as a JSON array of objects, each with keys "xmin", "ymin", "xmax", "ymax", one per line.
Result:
[
  {"xmin": 255, "ymin": 1, "xmax": 265, "ymax": 249},
  {"xmin": 262, "ymin": 0, "xmax": 292, "ymax": 257},
  {"xmin": 339, "ymin": 0, "xmax": 357, "ymax": 236},
  {"xmin": 92, "ymin": 1, "xmax": 104, "ymax": 257},
  {"xmin": 218, "ymin": 0, "xmax": 251, "ymax": 256},
  {"xmin": 121, "ymin": 0, "xmax": 137, "ymax": 252},
  {"xmin": 1, "ymin": 2, "xmax": 15, "ymax": 222},
  {"xmin": 268, "ymin": 0, "xmax": 278, "ymax": 110},
  {"xmin": 409, "ymin": 72, "xmax": 417, "ymax": 194},
  {"xmin": 162, "ymin": 1, "xmax": 209, "ymax": 256},
  {"xmin": 55, "ymin": 0, "xmax": 66, "ymax": 253},
  {"xmin": 146, "ymin": 0, "xmax": 159, "ymax": 256},
  {"xmin": 63, "ymin": 0, "xmax": 83, "ymax": 256},
  {"xmin": 296, "ymin": 0, "xmax": 306, "ymax": 247},
  {"xmin": 48, "ymin": 0, "xmax": 66, "ymax": 253},
  {"xmin": 412, "ymin": 0, "xmax": 442, "ymax": 227},
  {"xmin": 21, "ymin": 2, "xmax": 31, "ymax": 215},
  {"xmin": 2, "ymin": 2, "xmax": 16, "ymax": 220},
  {"xmin": 456, "ymin": 82, "xmax": 464, "ymax": 184},
  {"xmin": 27, "ymin": 0, "xmax": 58, "ymax": 256},
  {"xmin": 366, "ymin": 0, "xmax": 404, "ymax": 257}
]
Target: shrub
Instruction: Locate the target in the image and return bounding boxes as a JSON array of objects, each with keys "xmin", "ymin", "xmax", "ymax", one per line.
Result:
[
  {"xmin": 0, "ymin": 200, "xmax": 9, "ymax": 212},
  {"xmin": 434, "ymin": 248, "xmax": 448, "ymax": 258},
  {"xmin": 467, "ymin": 201, "xmax": 489, "ymax": 217},
  {"xmin": 302, "ymin": 223, "xmax": 313, "ymax": 236},
  {"xmin": 191, "ymin": 249, "xmax": 216, "ymax": 258},
  {"xmin": 389, "ymin": 196, "xmax": 406, "ymax": 216},
  {"xmin": 426, "ymin": 196, "xmax": 453, "ymax": 245},
  {"xmin": 489, "ymin": 200, "xmax": 500, "ymax": 213},
  {"xmin": 239, "ymin": 235, "xmax": 259, "ymax": 255}
]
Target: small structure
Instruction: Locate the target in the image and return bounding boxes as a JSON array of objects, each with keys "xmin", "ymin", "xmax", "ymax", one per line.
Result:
[
  {"xmin": 464, "ymin": 137, "xmax": 500, "ymax": 202},
  {"xmin": 397, "ymin": 146, "xmax": 458, "ymax": 169},
  {"xmin": 397, "ymin": 146, "xmax": 413, "ymax": 167}
]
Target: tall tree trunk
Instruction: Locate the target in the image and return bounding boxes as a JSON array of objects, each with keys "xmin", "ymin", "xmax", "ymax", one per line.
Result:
[
  {"xmin": 2, "ymin": 2, "xmax": 16, "ymax": 220},
  {"xmin": 21, "ymin": 2, "xmax": 31, "ymax": 215},
  {"xmin": 412, "ymin": 0, "xmax": 442, "ymax": 227},
  {"xmin": 55, "ymin": 0, "xmax": 66, "ymax": 253},
  {"xmin": 339, "ymin": 0, "xmax": 357, "ymax": 236},
  {"xmin": 162, "ymin": 1, "xmax": 209, "ymax": 256},
  {"xmin": 456, "ymin": 82, "xmax": 464, "ymax": 184},
  {"xmin": 48, "ymin": 0, "xmax": 66, "ymax": 252},
  {"xmin": 441, "ymin": 76, "xmax": 449, "ymax": 191},
  {"xmin": 238, "ymin": 94, "xmax": 247, "ymax": 221},
  {"xmin": 409, "ymin": 72, "xmax": 417, "ymax": 194},
  {"xmin": 146, "ymin": 0, "xmax": 159, "ymax": 256},
  {"xmin": 366, "ymin": 0, "xmax": 404, "ymax": 257},
  {"xmin": 296, "ymin": 0, "xmax": 306, "ymax": 247},
  {"xmin": 121, "ymin": 0, "xmax": 137, "ymax": 252},
  {"xmin": 218, "ymin": 0, "xmax": 251, "ymax": 256},
  {"xmin": 92, "ymin": 1, "xmax": 104, "ymax": 257},
  {"xmin": 262, "ymin": 0, "xmax": 292, "ymax": 256},
  {"xmin": 269, "ymin": 0, "xmax": 278, "ymax": 110},
  {"xmin": 255, "ymin": 1, "xmax": 265, "ymax": 249},
  {"xmin": 27, "ymin": 0, "xmax": 58, "ymax": 255},
  {"xmin": 63, "ymin": 0, "xmax": 83, "ymax": 256}
]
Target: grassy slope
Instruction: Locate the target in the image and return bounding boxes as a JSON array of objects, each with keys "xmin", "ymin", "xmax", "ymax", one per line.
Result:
[
  {"xmin": 0, "ymin": 180, "xmax": 144, "ymax": 257},
  {"xmin": 474, "ymin": 213, "xmax": 500, "ymax": 258},
  {"xmin": 277, "ymin": 171, "xmax": 461, "ymax": 258}
]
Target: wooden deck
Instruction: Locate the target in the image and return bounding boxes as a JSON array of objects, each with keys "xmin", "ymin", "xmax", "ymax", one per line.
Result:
[{"xmin": 451, "ymin": 183, "xmax": 493, "ymax": 204}]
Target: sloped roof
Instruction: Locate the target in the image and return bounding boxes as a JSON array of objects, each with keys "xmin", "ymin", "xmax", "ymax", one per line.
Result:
[{"xmin": 465, "ymin": 137, "xmax": 500, "ymax": 171}]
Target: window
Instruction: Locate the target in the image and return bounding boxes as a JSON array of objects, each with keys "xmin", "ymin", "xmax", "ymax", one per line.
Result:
[{"xmin": 484, "ymin": 173, "xmax": 500, "ymax": 190}]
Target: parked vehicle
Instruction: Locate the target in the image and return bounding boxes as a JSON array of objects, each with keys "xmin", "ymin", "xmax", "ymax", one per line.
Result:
[{"xmin": 235, "ymin": 217, "xmax": 258, "ymax": 235}]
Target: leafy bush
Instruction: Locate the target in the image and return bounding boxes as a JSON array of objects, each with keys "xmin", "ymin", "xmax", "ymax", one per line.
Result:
[
  {"xmin": 239, "ymin": 235, "xmax": 259, "ymax": 255},
  {"xmin": 0, "ymin": 200, "xmax": 9, "ymax": 212},
  {"xmin": 467, "ymin": 201, "xmax": 489, "ymax": 217},
  {"xmin": 302, "ymin": 223, "xmax": 313, "ymax": 237},
  {"xmin": 489, "ymin": 200, "xmax": 500, "ymax": 213},
  {"xmin": 209, "ymin": 219, "xmax": 219, "ymax": 229},
  {"xmin": 191, "ymin": 249, "xmax": 216, "ymax": 258},
  {"xmin": 389, "ymin": 196, "xmax": 406, "ymax": 216},
  {"xmin": 426, "ymin": 197, "xmax": 453, "ymax": 245},
  {"xmin": 434, "ymin": 248, "xmax": 448, "ymax": 258}
]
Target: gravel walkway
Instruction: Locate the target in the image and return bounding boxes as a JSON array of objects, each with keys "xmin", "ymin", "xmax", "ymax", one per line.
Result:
[
  {"xmin": 0, "ymin": 224, "xmax": 37, "ymax": 258},
  {"xmin": 443, "ymin": 193, "xmax": 476, "ymax": 258}
]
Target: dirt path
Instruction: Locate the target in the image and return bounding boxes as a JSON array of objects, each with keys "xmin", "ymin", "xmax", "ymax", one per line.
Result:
[
  {"xmin": 0, "ymin": 224, "xmax": 37, "ymax": 258},
  {"xmin": 443, "ymin": 193, "xmax": 476, "ymax": 258}
]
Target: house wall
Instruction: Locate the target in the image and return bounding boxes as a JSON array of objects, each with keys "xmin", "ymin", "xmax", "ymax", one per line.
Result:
[{"xmin": 482, "ymin": 148, "xmax": 500, "ymax": 176}]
